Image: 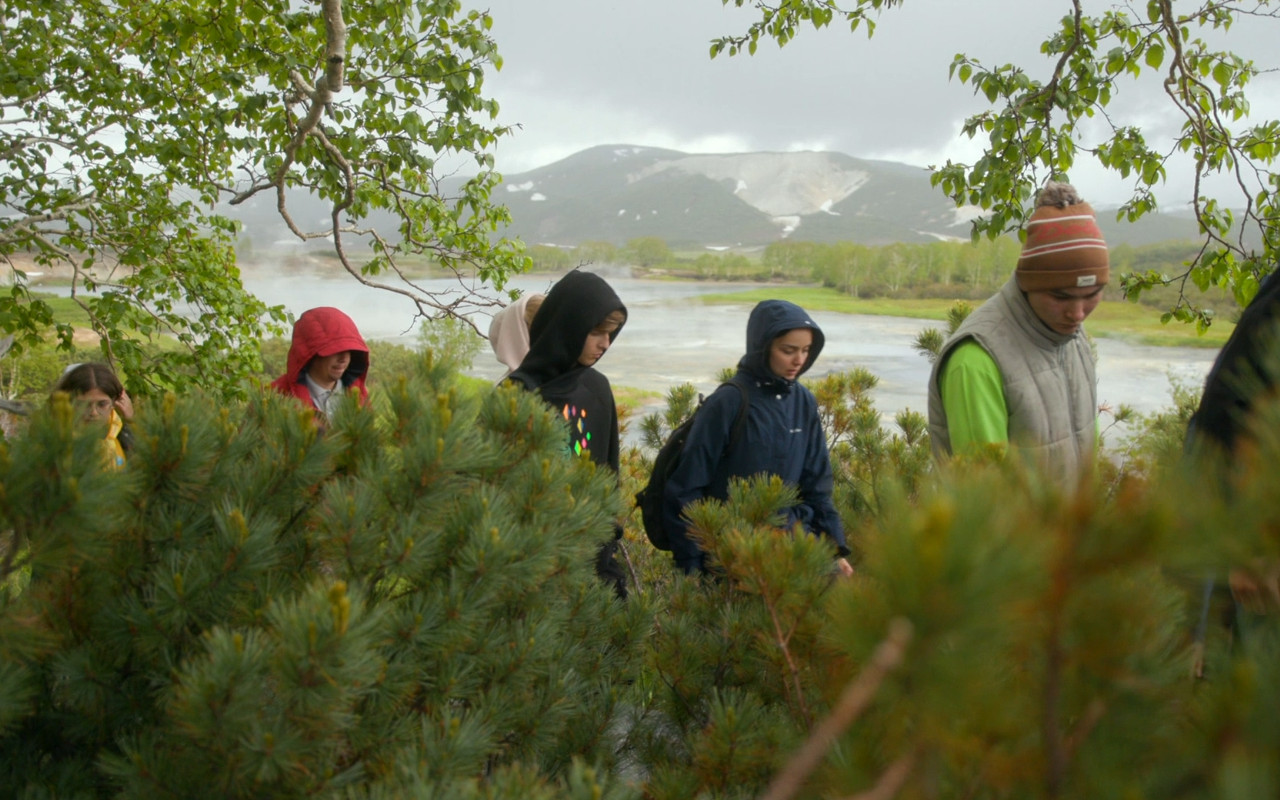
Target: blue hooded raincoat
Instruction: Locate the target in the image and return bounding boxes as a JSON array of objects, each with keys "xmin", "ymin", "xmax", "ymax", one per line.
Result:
[{"xmin": 662, "ymin": 299, "xmax": 850, "ymax": 574}]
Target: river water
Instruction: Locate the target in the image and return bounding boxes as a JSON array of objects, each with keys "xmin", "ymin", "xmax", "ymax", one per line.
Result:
[{"xmin": 242, "ymin": 270, "xmax": 1219, "ymax": 428}]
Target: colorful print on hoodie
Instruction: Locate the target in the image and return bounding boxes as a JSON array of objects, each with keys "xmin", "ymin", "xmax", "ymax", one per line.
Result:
[
  {"xmin": 507, "ymin": 271, "xmax": 626, "ymax": 472},
  {"xmin": 270, "ymin": 307, "xmax": 370, "ymax": 419},
  {"xmin": 662, "ymin": 299, "xmax": 849, "ymax": 575}
]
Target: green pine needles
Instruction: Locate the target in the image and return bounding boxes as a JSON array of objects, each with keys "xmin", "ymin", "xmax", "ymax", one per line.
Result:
[
  {"xmin": 0, "ymin": 356, "xmax": 648, "ymax": 797},
  {"xmin": 3, "ymin": 353, "xmax": 1280, "ymax": 798}
]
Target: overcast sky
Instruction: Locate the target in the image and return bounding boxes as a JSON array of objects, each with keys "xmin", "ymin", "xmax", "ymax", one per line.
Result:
[{"xmin": 469, "ymin": 0, "xmax": 1279, "ymax": 208}]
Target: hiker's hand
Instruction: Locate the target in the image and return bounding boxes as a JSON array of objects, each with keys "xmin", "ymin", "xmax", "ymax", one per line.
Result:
[
  {"xmin": 835, "ymin": 557, "xmax": 853, "ymax": 579},
  {"xmin": 1229, "ymin": 562, "xmax": 1280, "ymax": 614},
  {"xmin": 115, "ymin": 391, "xmax": 134, "ymax": 421},
  {"xmin": 1189, "ymin": 641, "xmax": 1205, "ymax": 680}
]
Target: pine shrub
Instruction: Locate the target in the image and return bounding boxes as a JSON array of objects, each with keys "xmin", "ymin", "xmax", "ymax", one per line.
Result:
[{"xmin": 0, "ymin": 352, "xmax": 649, "ymax": 798}]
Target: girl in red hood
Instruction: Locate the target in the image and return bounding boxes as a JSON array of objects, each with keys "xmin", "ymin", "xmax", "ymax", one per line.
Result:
[{"xmin": 270, "ymin": 307, "xmax": 370, "ymax": 425}]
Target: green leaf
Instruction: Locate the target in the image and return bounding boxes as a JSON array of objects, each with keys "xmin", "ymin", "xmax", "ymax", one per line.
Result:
[{"xmin": 1212, "ymin": 61, "xmax": 1232, "ymax": 87}]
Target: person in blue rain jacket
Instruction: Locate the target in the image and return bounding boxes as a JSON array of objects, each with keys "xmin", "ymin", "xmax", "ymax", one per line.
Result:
[{"xmin": 662, "ymin": 299, "xmax": 853, "ymax": 577}]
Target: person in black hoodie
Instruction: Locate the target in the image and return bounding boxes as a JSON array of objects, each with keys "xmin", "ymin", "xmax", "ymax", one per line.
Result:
[
  {"xmin": 662, "ymin": 299, "xmax": 854, "ymax": 577},
  {"xmin": 508, "ymin": 270, "xmax": 629, "ymax": 598}
]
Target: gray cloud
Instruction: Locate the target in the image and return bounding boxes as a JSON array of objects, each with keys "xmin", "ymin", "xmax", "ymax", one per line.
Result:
[{"xmin": 474, "ymin": 0, "xmax": 1280, "ymax": 207}]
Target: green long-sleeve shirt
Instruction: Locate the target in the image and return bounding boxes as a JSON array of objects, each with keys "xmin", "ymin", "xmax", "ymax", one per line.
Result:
[{"xmin": 938, "ymin": 340, "xmax": 1009, "ymax": 455}]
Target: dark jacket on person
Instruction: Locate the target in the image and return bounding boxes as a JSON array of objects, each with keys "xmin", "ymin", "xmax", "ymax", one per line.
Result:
[
  {"xmin": 269, "ymin": 307, "xmax": 370, "ymax": 409},
  {"xmin": 507, "ymin": 270, "xmax": 629, "ymax": 597},
  {"xmin": 1188, "ymin": 268, "xmax": 1280, "ymax": 453},
  {"xmin": 1184, "ymin": 269, "xmax": 1280, "ymax": 656},
  {"xmin": 508, "ymin": 270, "xmax": 626, "ymax": 473},
  {"xmin": 662, "ymin": 299, "xmax": 850, "ymax": 575}
]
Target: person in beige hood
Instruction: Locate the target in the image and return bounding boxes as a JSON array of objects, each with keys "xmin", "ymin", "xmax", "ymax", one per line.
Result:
[{"xmin": 488, "ymin": 292, "xmax": 544, "ymax": 382}]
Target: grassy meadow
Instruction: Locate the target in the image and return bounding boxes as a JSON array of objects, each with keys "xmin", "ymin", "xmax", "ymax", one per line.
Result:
[{"xmin": 696, "ymin": 286, "xmax": 1233, "ymax": 348}]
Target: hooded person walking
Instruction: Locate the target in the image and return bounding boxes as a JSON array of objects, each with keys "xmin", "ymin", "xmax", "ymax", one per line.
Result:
[
  {"xmin": 488, "ymin": 292, "xmax": 545, "ymax": 383},
  {"xmin": 662, "ymin": 299, "xmax": 853, "ymax": 577},
  {"xmin": 270, "ymin": 307, "xmax": 370, "ymax": 428},
  {"xmin": 508, "ymin": 270, "xmax": 629, "ymax": 598}
]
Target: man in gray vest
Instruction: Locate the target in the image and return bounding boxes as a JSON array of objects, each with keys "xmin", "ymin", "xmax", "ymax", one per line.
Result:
[{"xmin": 926, "ymin": 182, "xmax": 1109, "ymax": 486}]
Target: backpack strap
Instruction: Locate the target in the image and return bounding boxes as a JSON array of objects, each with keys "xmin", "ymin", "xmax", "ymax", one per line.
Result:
[{"xmin": 723, "ymin": 378, "xmax": 750, "ymax": 452}]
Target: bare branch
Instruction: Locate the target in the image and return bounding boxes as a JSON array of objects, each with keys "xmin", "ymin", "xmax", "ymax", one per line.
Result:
[
  {"xmin": 763, "ymin": 592, "xmax": 812, "ymax": 726},
  {"xmin": 231, "ymin": 71, "xmax": 336, "ymax": 210},
  {"xmin": 838, "ymin": 751, "xmax": 917, "ymax": 800},
  {"xmin": 1013, "ymin": 0, "xmax": 1084, "ymax": 137},
  {"xmin": 0, "ymin": 200, "xmax": 97, "ymax": 244},
  {"xmin": 759, "ymin": 618, "xmax": 913, "ymax": 800},
  {"xmin": 0, "ymin": 117, "xmax": 116, "ymax": 164},
  {"xmin": 1063, "ymin": 698, "xmax": 1108, "ymax": 760},
  {"xmin": 311, "ymin": 125, "xmax": 355, "ymax": 214},
  {"xmin": 228, "ymin": 180, "xmax": 277, "ymax": 205},
  {"xmin": 0, "ymin": 134, "xmax": 68, "ymax": 162},
  {"xmin": 321, "ymin": 0, "xmax": 346, "ymax": 93},
  {"xmin": 25, "ymin": 231, "xmax": 74, "ymax": 261},
  {"xmin": 232, "ymin": 0, "xmax": 344, "ymax": 217}
]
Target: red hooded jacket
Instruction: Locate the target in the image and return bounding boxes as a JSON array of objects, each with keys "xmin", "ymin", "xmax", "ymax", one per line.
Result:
[{"xmin": 269, "ymin": 307, "xmax": 370, "ymax": 407}]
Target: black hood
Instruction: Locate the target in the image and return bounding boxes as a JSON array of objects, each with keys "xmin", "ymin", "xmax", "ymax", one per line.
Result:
[
  {"xmin": 514, "ymin": 270, "xmax": 627, "ymax": 386},
  {"xmin": 739, "ymin": 299, "xmax": 825, "ymax": 381}
]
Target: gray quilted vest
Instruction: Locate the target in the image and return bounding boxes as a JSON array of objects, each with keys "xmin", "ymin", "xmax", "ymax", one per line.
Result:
[{"xmin": 927, "ymin": 277, "xmax": 1097, "ymax": 486}]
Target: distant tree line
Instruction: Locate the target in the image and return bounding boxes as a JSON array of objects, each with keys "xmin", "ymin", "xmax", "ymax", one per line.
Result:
[{"xmin": 526, "ymin": 237, "xmax": 1238, "ymax": 316}]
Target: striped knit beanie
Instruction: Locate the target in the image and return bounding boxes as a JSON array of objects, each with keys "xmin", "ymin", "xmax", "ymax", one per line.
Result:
[{"xmin": 1015, "ymin": 182, "xmax": 1110, "ymax": 292}]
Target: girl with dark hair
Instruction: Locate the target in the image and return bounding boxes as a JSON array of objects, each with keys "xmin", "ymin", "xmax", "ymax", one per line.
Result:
[{"xmin": 52, "ymin": 362, "xmax": 130, "ymax": 468}]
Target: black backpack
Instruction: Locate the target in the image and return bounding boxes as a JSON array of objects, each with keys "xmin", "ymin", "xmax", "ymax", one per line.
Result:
[{"xmin": 635, "ymin": 380, "xmax": 750, "ymax": 551}]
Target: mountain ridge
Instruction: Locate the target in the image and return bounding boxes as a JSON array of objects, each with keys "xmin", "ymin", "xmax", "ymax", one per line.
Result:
[
  {"xmin": 490, "ymin": 144, "xmax": 1201, "ymax": 249},
  {"xmin": 228, "ymin": 145, "xmax": 1204, "ymax": 251}
]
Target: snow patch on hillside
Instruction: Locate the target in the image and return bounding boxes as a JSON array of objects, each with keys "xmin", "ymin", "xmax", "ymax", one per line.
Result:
[
  {"xmin": 950, "ymin": 205, "xmax": 986, "ymax": 226},
  {"xmin": 506, "ymin": 181, "xmax": 535, "ymax": 193},
  {"xmin": 634, "ymin": 152, "xmax": 870, "ymax": 217},
  {"xmin": 530, "ymin": 193, "xmax": 546, "ymax": 202},
  {"xmin": 773, "ymin": 215, "xmax": 801, "ymax": 236},
  {"xmin": 919, "ymin": 230, "xmax": 968, "ymax": 243}
]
